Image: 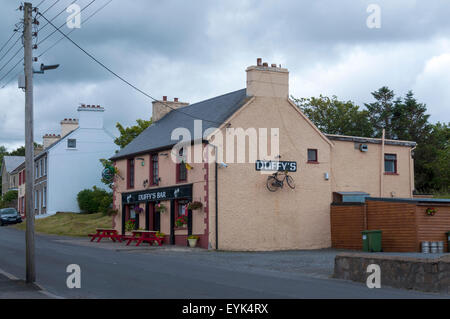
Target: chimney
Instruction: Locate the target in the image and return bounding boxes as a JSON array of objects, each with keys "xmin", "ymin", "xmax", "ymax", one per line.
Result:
[
  {"xmin": 60, "ymin": 118, "xmax": 79, "ymax": 137},
  {"xmin": 152, "ymin": 97, "xmax": 189, "ymax": 122},
  {"xmin": 246, "ymin": 58, "xmax": 289, "ymax": 98},
  {"xmin": 43, "ymin": 133, "xmax": 61, "ymax": 148},
  {"xmin": 77, "ymin": 104, "xmax": 105, "ymax": 129}
]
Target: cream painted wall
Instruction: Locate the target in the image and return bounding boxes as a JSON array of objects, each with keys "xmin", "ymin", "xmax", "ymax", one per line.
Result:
[
  {"xmin": 330, "ymin": 140, "xmax": 414, "ymax": 198},
  {"xmin": 212, "ymin": 96, "xmax": 333, "ymax": 251}
]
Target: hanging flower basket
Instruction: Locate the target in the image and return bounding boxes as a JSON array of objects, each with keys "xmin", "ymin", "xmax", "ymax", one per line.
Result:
[
  {"xmin": 187, "ymin": 201, "xmax": 203, "ymax": 210},
  {"xmin": 134, "ymin": 206, "xmax": 144, "ymax": 214},
  {"xmin": 155, "ymin": 203, "xmax": 166, "ymax": 213},
  {"xmin": 425, "ymin": 207, "xmax": 436, "ymax": 216}
]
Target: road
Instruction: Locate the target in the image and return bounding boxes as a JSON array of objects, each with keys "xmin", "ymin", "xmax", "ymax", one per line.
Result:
[{"xmin": 0, "ymin": 226, "xmax": 445, "ymax": 299}]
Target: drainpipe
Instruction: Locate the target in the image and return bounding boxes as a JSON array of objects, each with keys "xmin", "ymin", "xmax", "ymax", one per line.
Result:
[
  {"xmin": 409, "ymin": 145, "xmax": 417, "ymax": 198},
  {"xmin": 380, "ymin": 129, "xmax": 385, "ymax": 197}
]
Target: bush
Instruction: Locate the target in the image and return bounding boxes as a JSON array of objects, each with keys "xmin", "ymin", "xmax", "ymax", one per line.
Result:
[
  {"xmin": 77, "ymin": 186, "xmax": 112, "ymax": 214},
  {"xmin": 0, "ymin": 190, "xmax": 18, "ymax": 208}
]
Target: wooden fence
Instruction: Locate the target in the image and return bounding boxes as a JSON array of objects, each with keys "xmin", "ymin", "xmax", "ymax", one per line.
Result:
[{"xmin": 331, "ymin": 199, "xmax": 450, "ymax": 252}]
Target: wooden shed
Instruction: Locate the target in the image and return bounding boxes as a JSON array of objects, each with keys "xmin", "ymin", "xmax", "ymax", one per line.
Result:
[{"xmin": 331, "ymin": 197, "xmax": 450, "ymax": 252}]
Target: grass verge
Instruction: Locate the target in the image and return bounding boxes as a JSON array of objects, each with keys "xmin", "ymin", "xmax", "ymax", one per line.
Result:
[{"xmin": 13, "ymin": 212, "xmax": 113, "ymax": 237}]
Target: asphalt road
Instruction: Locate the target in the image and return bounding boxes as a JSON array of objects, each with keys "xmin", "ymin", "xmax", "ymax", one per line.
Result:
[{"xmin": 0, "ymin": 226, "xmax": 446, "ymax": 299}]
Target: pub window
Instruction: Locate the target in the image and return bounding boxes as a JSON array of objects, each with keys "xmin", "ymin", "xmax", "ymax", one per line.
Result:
[
  {"xmin": 384, "ymin": 154, "xmax": 397, "ymax": 174},
  {"xmin": 67, "ymin": 139, "xmax": 76, "ymax": 148},
  {"xmin": 177, "ymin": 148, "xmax": 187, "ymax": 182},
  {"xmin": 151, "ymin": 154, "xmax": 159, "ymax": 185},
  {"xmin": 128, "ymin": 159, "xmax": 135, "ymax": 188},
  {"xmin": 307, "ymin": 149, "xmax": 318, "ymax": 163}
]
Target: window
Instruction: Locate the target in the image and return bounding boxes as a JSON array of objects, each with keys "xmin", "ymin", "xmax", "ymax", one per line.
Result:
[
  {"xmin": 128, "ymin": 159, "xmax": 135, "ymax": 189},
  {"xmin": 67, "ymin": 139, "xmax": 76, "ymax": 148},
  {"xmin": 35, "ymin": 190, "xmax": 38, "ymax": 209},
  {"xmin": 150, "ymin": 154, "xmax": 159, "ymax": 185},
  {"xmin": 177, "ymin": 149, "xmax": 187, "ymax": 182},
  {"xmin": 35, "ymin": 163, "xmax": 38, "ymax": 179},
  {"xmin": 177, "ymin": 202, "xmax": 188, "ymax": 218},
  {"xmin": 307, "ymin": 149, "xmax": 318, "ymax": 163},
  {"xmin": 43, "ymin": 187, "xmax": 46, "ymax": 208},
  {"xmin": 44, "ymin": 157, "xmax": 47, "ymax": 176},
  {"xmin": 39, "ymin": 159, "xmax": 42, "ymax": 177},
  {"xmin": 384, "ymin": 154, "xmax": 397, "ymax": 174}
]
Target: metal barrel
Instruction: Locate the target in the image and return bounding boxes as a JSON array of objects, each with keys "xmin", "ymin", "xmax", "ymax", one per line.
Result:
[
  {"xmin": 437, "ymin": 241, "xmax": 444, "ymax": 254},
  {"xmin": 430, "ymin": 241, "xmax": 438, "ymax": 254},
  {"xmin": 421, "ymin": 241, "xmax": 430, "ymax": 253}
]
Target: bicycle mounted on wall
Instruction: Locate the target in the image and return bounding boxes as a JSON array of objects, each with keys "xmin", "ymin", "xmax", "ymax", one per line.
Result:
[{"xmin": 266, "ymin": 171, "xmax": 295, "ymax": 192}]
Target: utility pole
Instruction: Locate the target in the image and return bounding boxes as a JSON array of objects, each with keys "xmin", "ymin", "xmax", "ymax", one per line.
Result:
[{"xmin": 23, "ymin": 2, "xmax": 35, "ymax": 284}]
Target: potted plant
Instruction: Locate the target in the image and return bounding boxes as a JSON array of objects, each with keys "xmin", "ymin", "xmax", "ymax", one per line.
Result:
[
  {"xmin": 187, "ymin": 201, "xmax": 203, "ymax": 211},
  {"xmin": 425, "ymin": 207, "xmax": 436, "ymax": 216},
  {"xmin": 187, "ymin": 235, "xmax": 199, "ymax": 248},
  {"xmin": 155, "ymin": 203, "xmax": 166, "ymax": 213},
  {"xmin": 125, "ymin": 219, "xmax": 136, "ymax": 234},
  {"xmin": 175, "ymin": 216, "xmax": 188, "ymax": 227}
]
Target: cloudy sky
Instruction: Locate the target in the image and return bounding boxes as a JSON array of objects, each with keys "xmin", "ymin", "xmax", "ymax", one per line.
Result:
[{"xmin": 0, "ymin": 0, "xmax": 449, "ymax": 151}]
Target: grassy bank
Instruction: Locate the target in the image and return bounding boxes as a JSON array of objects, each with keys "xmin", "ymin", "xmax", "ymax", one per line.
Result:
[{"xmin": 14, "ymin": 212, "xmax": 113, "ymax": 237}]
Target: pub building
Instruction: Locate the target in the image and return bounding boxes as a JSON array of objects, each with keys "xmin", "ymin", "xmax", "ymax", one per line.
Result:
[{"xmin": 110, "ymin": 59, "xmax": 416, "ymax": 251}]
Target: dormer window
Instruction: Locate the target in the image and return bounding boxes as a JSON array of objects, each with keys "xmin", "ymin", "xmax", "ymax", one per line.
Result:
[{"xmin": 67, "ymin": 139, "xmax": 77, "ymax": 149}]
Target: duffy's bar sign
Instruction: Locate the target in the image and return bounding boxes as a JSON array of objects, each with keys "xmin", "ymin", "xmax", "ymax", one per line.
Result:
[{"xmin": 255, "ymin": 160, "xmax": 297, "ymax": 172}]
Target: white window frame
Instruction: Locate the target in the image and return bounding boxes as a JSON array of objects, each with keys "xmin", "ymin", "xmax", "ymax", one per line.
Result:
[
  {"xmin": 43, "ymin": 187, "xmax": 46, "ymax": 208},
  {"xmin": 67, "ymin": 139, "xmax": 77, "ymax": 149},
  {"xmin": 44, "ymin": 157, "xmax": 47, "ymax": 176}
]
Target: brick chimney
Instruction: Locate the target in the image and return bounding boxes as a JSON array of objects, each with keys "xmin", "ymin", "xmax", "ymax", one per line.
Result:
[
  {"xmin": 60, "ymin": 118, "xmax": 79, "ymax": 137},
  {"xmin": 77, "ymin": 104, "xmax": 104, "ymax": 129},
  {"xmin": 42, "ymin": 133, "xmax": 61, "ymax": 149},
  {"xmin": 246, "ymin": 58, "xmax": 289, "ymax": 98},
  {"xmin": 152, "ymin": 97, "xmax": 189, "ymax": 122}
]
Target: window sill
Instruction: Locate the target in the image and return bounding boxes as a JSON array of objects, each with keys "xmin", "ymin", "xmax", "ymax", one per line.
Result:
[
  {"xmin": 307, "ymin": 161, "xmax": 319, "ymax": 164},
  {"xmin": 384, "ymin": 172, "xmax": 399, "ymax": 175}
]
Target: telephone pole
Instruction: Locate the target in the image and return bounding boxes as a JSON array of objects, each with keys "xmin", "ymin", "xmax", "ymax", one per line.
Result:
[{"xmin": 23, "ymin": 2, "xmax": 35, "ymax": 284}]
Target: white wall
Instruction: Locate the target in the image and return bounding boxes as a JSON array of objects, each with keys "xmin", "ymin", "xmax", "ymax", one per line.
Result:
[{"xmin": 47, "ymin": 127, "xmax": 117, "ymax": 214}]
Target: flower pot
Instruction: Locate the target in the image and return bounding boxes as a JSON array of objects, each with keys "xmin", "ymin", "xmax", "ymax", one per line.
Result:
[{"xmin": 188, "ymin": 238, "xmax": 198, "ymax": 248}]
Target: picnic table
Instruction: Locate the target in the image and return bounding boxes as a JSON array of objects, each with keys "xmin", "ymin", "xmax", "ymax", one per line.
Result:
[
  {"xmin": 125, "ymin": 230, "xmax": 164, "ymax": 247},
  {"xmin": 88, "ymin": 228, "xmax": 122, "ymax": 243}
]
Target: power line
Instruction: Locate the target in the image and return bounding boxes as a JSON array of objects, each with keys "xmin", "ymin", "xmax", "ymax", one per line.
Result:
[
  {"xmin": 0, "ymin": 31, "xmax": 19, "ymax": 55},
  {"xmin": 37, "ymin": 0, "xmax": 79, "ymax": 34},
  {"xmin": 0, "ymin": 57, "xmax": 23, "ymax": 86},
  {"xmin": 38, "ymin": 0, "xmax": 113, "ymax": 58},
  {"xmin": 37, "ymin": 11, "xmax": 225, "ymax": 125},
  {"xmin": 0, "ymin": 35, "xmax": 22, "ymax": 65},
  {"xmin": 41, "ymin": 0, "xmax": 61, "ymax": 14},
  {"xmin": 0, "ymin": 46, "xmax": 23, "ymax": 74},
  {"xmin": 37, "ymin": 0, "xmax": 95, "ymax": 46}
]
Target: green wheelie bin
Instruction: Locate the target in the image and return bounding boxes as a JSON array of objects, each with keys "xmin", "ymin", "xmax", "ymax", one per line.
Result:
[{"xmin": 361, "ymin": 230, "xmax": 382, "ymax": 252}]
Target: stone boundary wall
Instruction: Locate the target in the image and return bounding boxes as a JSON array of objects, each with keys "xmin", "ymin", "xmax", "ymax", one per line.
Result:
[{"xmin": 334, "ymin": 253, "xmax": 450, "ymax": 294}]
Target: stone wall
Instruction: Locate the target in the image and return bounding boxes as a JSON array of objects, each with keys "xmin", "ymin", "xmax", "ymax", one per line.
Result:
[{"xmin": 334, "ymin": 252, "xmax": 450, "ymax": 294}]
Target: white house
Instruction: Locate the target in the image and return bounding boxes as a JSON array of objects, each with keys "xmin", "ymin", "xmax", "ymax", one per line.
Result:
[{"xmin": 18, "ymin": 104, "xmax": 118, "ymax": 217}]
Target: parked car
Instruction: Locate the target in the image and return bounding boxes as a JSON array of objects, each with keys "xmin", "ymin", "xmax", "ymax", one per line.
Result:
[{"xmin": 0, "ymin": 208, "xmax": 22, "ymax": 226}]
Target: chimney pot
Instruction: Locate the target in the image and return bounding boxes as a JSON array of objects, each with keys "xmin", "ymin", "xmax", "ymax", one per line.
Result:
[
  {"xmin": 163, "ymin": 96, "xmax": 167, "ymax": 101},
  {"xmin": 271, "ymin": 63, "xmax": 277, "ymax": 67},
  {"xmin": 262, "ymin": 62, "xmax": 268, "ymax": 67},
  {"xmin": 257, "ymin": 58, "xmax": 262, "ymax": 66},
  {"xmin": 174, "ymin": 97, "xmax": 178, "ymax": 102}
]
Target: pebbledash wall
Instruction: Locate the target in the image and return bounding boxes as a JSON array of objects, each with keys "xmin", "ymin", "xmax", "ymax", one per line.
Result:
[{"xmin": 111, "ymin": 59, "xmax": 416, "ymax": 251}]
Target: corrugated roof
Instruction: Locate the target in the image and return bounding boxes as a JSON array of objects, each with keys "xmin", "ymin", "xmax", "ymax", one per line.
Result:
[
  {"xmin": 111, "ymin": 88, "xmax": 249, "ymax": 160},
  {"xmin": 2, "ymin": 156, "xmax": 25, "ymax": 173}
]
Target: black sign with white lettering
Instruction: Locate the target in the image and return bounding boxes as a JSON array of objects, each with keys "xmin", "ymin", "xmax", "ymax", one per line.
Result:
[
  {"xmin": 255, "ymin": 160, "xmax": 297, "ymax": 172},
  {"xmin": 121, "ymin": 184, "xmax": 192, "ymax": 204}
]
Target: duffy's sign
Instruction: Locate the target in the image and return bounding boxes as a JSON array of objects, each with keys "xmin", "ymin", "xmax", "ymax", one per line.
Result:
[{"xmin": 255, "ymin": 160, "xmax": 297, "ymax": 172}]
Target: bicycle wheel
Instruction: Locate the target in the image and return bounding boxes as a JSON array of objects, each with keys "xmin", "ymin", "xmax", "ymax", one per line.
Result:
[
  {"xmin": 286, "ymin": 175, "xmax": 295, "ymax": 189},
  {"xmin": 266, "ymin": 176, "xmax": 280, "ymax": 192}
]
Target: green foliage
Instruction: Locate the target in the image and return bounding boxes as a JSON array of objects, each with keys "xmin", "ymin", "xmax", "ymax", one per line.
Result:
[
  {"xmin": 99, "ymin": 158, "xmax": 118, "ymax": 189},
  {"xmin": 292, "ymin": 95, "xmax": 373, "ymax": 137},
  {"xmin": 77, "ymin": 186, "xmax": 112, "ymax": 214},
  {"xmin": 293, "ymin": 87, "xmax": 449, "ymax": 193},
  {"xmin": 114, "ymin": 119, "xmax": 152, "ymax": 148},
  {"xmin": 0, "ymin": 190, "xmax": 18, "ymax": 208}
]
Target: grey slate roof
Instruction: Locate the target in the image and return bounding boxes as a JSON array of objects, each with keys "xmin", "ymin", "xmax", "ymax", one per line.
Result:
[
  {"xmin": 2, "ymin": 156, "xmax": 25, "ymax": 173},
  {"xmin": 111, "ymin": 88, "xmax": 249, "ymax": 160}
]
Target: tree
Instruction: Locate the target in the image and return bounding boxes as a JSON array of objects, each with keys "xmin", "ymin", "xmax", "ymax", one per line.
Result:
[
  {"xmin": 292, "ymin": 95, "xmax": 373, "ymax": 137},
  {"xmin": 365, "ymin": 86, "xmax": 396, "ymax": 138},
  {"xmin": 414, "ymin": 122, "xmax": 450, "ymax": 192},
  {"xmin": 391, "ymin": 91, "xmax": 431, "ymax": 142},
  {"xmin": 114, "ymin": 119, "xmax": 152, "ymax": 148},
  {"xmin": 77, "ymin": 186, "xmax": 112, "ymax": 214}
]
